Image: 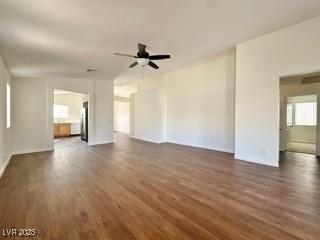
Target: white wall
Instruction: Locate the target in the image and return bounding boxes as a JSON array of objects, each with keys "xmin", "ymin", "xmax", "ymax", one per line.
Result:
[
  {"xmin": 0, "ymin": 57, "xmax": 12, "ymax": 177},
  {"xmin": 115, "ymin": 96, "xmax": 130, "ymax": 102},
  {"xmin": 288, "ymin": 126, "xmax": 316, "ymax": 143},
  {"xmin": 166, "ymin": 50, "xmax": 235, "ymax": 152},
  {"xmin": 235, "ymin": 16, "xmax": 320, "ymax": 167},
  {"xmin": 12, "ymin": 77, "xmax": 114, "ymax": 154},
  {"xmin": 54, "ymin": 92, "xmax": 84, "ymax": 123},
  {"xmin": 93, "ymin": 80, "xmax": 114, "ymax": 144},
  {"xmin": 129, "ymin": 50, "xmax": 235, "ymax": 151},
  {"xmin": 114, "ymin": 101, "xmax": 130, "ymax": 134},
  {"xmin": 131, "ymin": 84, "xmax": 166, "ymax": 143},
  {"xmin": 12, "ymin": 78, "xmax": 51, "ymax": 154}
]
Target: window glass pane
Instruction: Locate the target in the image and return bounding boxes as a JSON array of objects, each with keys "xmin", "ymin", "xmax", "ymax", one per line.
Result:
[
  {"xmin": 54, "ymin": 105, "xmax": 69, "ymax": 118},
  {"xmin": 6, "ymin": 83, "xmax": 11, "ymax": 128},
  {"xmin": 295, "ymin": 102, "xmax": 317, "ymax": 126},
  {"xmin": 287, "ymin": 104, "xmax": 293, "ymax": 126}
]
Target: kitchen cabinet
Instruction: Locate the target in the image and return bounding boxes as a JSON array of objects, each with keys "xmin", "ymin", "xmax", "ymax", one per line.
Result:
[
  {"xmin": 54, "ymin": 123, "xmax": 71, "ymax": 138},
  {"xmin": 54, "ymin": 124, "xmax": 60, "ymax": 137}
]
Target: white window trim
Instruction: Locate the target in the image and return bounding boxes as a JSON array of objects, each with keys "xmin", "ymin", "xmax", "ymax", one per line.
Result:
[
  {"xmin": 294, "ymin": 102, "xmax": 317, "ymax": 126},
  {"xmin": 54, "ymin": 104, "xmax": 69, "ymax": 119},
  {"xmin": 286, "ymin": 103, "xmax": 293, "ymax": 127}
]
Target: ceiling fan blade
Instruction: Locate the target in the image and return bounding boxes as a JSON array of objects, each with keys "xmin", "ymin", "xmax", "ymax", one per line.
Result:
[
  {"xmin": 138, "ymin": 43, "xmax": 146, "ymax": 53},
  {"xmin": 129, "ymin": 61, "xmax": 138, "ymax": 68},
  {"xmin": 149, "ymin": 55, "xmax": 171, "ymax": 60},
  {"xmin": 148, "ymin": 61, "xmax": 159, "ymax": 69},
  {"xmin": 114, "ymin": 52, "xmax": 136, "ymax": 58}
]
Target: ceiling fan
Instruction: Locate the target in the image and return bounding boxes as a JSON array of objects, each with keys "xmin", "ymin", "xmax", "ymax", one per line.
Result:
[{"xmin": 114, "ymin": 43, "xmax": 170, "ymax": 69}]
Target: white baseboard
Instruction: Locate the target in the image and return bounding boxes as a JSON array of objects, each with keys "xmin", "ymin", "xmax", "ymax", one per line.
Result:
[
  {"xmin": 0, "ymin": 154, "xmax": 12, "ymax": 178},
  {"xmin": 88, "ymin": 140, "xmax": 114, "ymax": 146},
  {"xmin": 131, "ymin": 136, "xmax": 166, "ymax": 144},
  {"xmin": 167, "ymin": 140, "xmax": 234, "ymax": 154},
  {"xmin": 131, "ymin": 137, "xmax": 234, "ymax": 152},
  {"xmin": 234, "ymin": 155, "xmax": 279, "ymax": 167},
  {"xmin": 12, "ymin": 147, "xmax": 54, "ymax": 155}
]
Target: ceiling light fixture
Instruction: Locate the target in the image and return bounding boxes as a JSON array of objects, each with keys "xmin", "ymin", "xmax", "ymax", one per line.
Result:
[{"xmin": 137, "ymin": 58, "xmax": 149, "ymax": 66}]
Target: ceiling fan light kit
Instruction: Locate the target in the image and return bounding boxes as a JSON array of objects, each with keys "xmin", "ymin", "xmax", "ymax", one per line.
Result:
[
  {"xmin": 137, "ymin": 58, "xmax": 149, "ymax": 66},
  {"xmin": 114, "ymin": 43, "xmax": 170, "ymax": 70}
]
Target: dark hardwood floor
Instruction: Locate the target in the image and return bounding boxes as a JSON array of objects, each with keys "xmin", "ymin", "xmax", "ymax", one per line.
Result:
[{"xmin": 0, "ymin": 133, "xmax": 319, "ymax": 239}]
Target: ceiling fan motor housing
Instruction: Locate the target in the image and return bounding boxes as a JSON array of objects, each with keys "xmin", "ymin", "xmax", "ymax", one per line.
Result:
[{"xmin": 137, "ymin": 51, "xmax": 149, "ymax": 58}]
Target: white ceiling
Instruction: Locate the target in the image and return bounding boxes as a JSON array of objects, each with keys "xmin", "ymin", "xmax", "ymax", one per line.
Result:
[{"xmin": 1, "ymin": 0, "xmax": 320, "ymax": 85}]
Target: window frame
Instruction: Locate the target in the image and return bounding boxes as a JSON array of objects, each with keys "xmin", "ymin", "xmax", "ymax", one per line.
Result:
[
  {"xmin": 53, "ymin": 104, "xmax": 69, "ymax": 119},
  {"xmin": 286, "ymin": 103, "xmax": 293, "ymax": 127},
  {"xmin": 294, "ymin": 101, "xmax": 317, "ymax": 126}
]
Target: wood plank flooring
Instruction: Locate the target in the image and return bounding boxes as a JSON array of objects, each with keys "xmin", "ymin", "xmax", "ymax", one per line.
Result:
[{"xmin": 0, "ymin": 133, "xmax": 319, "ymax": 239}]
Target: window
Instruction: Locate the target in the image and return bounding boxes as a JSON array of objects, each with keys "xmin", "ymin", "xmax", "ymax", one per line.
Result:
[
  {"xmin": 54, "ymin": 105, "xmax": 69, "ymax": 118},
  {"xmin": 295, "ymin": 102, "xmax": 317, "ymax": 126},
  {"xmin": 6, "ymin": 83, "xmax": 11, "ymax": 128},
  {"xmin": 286, "ymin": 104, "xmax": 293, "ymax": 126}
]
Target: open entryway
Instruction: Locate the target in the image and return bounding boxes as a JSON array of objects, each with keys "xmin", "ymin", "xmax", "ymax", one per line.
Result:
[
  {"xmin": 114, "ymin": 95, "xmax": 131, "ymax": 135},
  {"xmin": 53, "ymin": 89, "xmax": 89, "ymax": 147},
  {"xmin": 279, "ymin": 72, "xmax": 320, "ymax": 156},
  {"xmin": 285, "ymin": 95, "xmax": 317, "ymax": 154}
]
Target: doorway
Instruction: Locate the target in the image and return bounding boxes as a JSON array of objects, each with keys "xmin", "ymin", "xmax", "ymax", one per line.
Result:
[
  {"xmin": 114, "ymin": 100, "xmax": 130, "ymax": 135},
  {"xmin": 53, "ymin": 89, "xmax": 89, "ymax": 147},
  {"xmin": 285, "ymin": 95, "xmax": 317, "ymax": 154},
  {"xmin": 279, "ymin": 72, "xmax": 320, "ymax": 156}
]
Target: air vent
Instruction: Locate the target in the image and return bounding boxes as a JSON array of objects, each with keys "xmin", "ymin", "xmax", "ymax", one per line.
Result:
[{"xmin": 86, "ymin": 69, "xmax": 97, "ymax": 72}]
